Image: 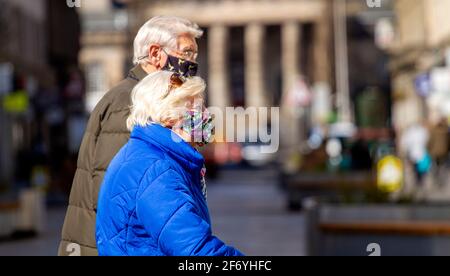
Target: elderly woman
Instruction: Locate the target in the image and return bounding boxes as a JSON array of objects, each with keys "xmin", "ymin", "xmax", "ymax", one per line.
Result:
[{"xmin": 96, "ymin": 71, "xmax": 243, "ymax": 256}]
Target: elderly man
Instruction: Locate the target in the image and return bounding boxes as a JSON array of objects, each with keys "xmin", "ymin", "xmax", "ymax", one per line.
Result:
[{"xmin": 58, "ymin": 16, "xmax": 203, "ymax": 256}]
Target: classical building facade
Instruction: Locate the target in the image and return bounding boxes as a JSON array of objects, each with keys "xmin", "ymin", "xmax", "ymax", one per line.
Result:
[
  {"xmin": 129, "ymin": 0, "xmax": 332, "ymax": 111},
  {"xmin": 0, "ymin": 0, "xmax": 81, "ymax": 188},
  {"xmin": 78, "ymin": 0, "xmax": 130, "ymax": 112},
  {"xmin": 389, "ymin": 0, "xmax": 450, "ymax": 134}
]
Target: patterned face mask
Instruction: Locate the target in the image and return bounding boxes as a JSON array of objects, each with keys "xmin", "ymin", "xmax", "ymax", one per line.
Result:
[
  {"xmin": 181, "ymin": 109, "xmax": 215, "ymax": 146},
  {"xmin": 163, "ymin": 54, "xmax": 199, "ymax": 78}
]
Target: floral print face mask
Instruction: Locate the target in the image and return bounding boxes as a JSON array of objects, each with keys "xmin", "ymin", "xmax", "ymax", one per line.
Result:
[{"xmin": 181, "ymin": 108, "xmax": 215, "ymax": 147}]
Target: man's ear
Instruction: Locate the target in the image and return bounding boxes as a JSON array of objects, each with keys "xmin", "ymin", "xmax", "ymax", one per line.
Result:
[{"xmin": 148, "ymin": 44, "xmax": 163, "ymax": 68}]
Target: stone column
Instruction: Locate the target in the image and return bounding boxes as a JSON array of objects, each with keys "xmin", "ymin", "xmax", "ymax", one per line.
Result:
[
  {"xmin": 280, "ymin": 21, "xmax": 303, "ymax": 173},
  {"xmin": 314, "ymin": 14, "xmax": 331, "ymax": 84},
  {"xmin": 244, "ymin": 23, "xmax": 267, "ymax": 108},
  {"xmin": 208, "ymin": 24, "xmax": 230, "ymax": 109},
  {"xmin": 333, "ymin": 0, "xmax": 352, "ymax": 123},
  {"xmin": 282, "ymin": 21, "xmax": 300, "ymax": 100},
  {"xmin": 208, "ymin": 25, "xmax": 230, "ymax": 142}
]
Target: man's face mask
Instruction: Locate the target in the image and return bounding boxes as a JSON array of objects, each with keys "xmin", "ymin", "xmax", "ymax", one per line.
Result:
[
  {"xmin": 162, "ymin": 50, "xmax": 198, "ymax": 78},
  {"xmin": 180, "ymin": 108, "xmax": 214, "ymax": 147}
]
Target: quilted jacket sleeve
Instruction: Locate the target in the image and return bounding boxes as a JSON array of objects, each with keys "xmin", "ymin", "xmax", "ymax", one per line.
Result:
[{"xmin": 136, "ymin": 167, "xmax": 243, "ymax": 256}]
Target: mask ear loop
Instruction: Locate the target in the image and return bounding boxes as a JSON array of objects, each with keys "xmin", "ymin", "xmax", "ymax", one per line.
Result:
[{"xmin": 138, "ymin": 56, "xmax": 147, "ymax": 61}]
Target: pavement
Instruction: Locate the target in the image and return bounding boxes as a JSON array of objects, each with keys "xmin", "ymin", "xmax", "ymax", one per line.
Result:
[
  {"xmin": 0, "ymin": 166, "xmax": 307, "ymax": 256},
  {"xmin": 207, "ymin": 167, "xmax": 307, "ymax": 256}
]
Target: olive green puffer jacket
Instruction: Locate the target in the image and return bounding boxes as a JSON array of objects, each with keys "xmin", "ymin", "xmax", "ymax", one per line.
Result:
[{"xmin": 58, "ymin": 66, "xmax": 147, "ymax": 256}]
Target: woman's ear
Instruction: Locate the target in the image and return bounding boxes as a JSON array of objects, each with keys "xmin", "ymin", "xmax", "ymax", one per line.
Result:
[{"xmin": 162, "ymin": 118, "xmax": 178, "ymax": 129}]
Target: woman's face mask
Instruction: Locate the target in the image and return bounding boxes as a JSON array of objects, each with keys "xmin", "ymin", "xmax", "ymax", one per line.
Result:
[
  {"xmin": 163, "ymin": 54, "xmax": 198, "ymax": 78},
  {"xmin": 180, "ymin": 108, "xmax": 214, "ymax": 147}
]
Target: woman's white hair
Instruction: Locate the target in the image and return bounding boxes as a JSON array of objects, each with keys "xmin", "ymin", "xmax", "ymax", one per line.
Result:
[
  {"xmin": 127, "ymin": 71, "xmax": 205, "ymax": 131},
  {"xmin": 133, "ymin": 16, "xmax": 203, "ymax": 65}
]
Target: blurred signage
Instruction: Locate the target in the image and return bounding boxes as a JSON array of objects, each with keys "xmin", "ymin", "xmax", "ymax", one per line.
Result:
[
  {"xmin": 377, "ymin": 155, "xmax": 404, "ymax": 193},
  {"xmin": 66, "ymin": 0, "xmax": 81, "ymax": 8},
  {"xmin": 366, "ymin": 0, "xmax": 382, "ymax": 8},
  {"xmin": 0, "ymin": 63, "xmax": 13, "ymax": 96},
  {"xmin": 3, "ymin": 90, "xmax": 29, "ymax": 113}
]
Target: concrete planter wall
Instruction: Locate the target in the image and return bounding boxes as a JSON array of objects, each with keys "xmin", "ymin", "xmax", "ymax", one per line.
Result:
[
  {"xmin": 304, "ymin": 200, "xmax": 450, "ymax": 256},
  {"xmin": 0, "ymin": 211, "xmax": 16, "ymax": 237},
  {"xmin": 0, "ymin": 188, "xmax": 46, "ymax": 239}
]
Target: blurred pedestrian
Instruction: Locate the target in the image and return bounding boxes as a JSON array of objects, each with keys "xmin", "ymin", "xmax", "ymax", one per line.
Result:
[
  {"xmin": 428, "ymin": 118, "xmax": 449, "ymax": 187},
  {"xmin": 428, "ymin": 118, "xmax": 449, "ymax": 164},
  {"xmin": 58, "ymin": 16, "xmax": 204, "ymax": 256},
  {"xmin": 400, "ymin": 123, "xmax": 431, "ymax": 185}
]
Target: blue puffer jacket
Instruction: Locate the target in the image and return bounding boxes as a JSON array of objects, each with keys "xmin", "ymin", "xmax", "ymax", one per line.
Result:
[{"xmin": 96, "ymin": 123, "xmax": 243, "ymax": 256}]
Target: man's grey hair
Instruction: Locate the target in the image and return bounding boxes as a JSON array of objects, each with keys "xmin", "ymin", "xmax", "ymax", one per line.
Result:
[{"xmin": 133, "ymin": 16, "xmax": 203, "ymax": 65}]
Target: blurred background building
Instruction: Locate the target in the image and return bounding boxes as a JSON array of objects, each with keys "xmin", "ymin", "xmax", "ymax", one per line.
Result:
[
  {"xmin": 79, "ymin": 0, "xmax": 131, "ymax": 113},
  {"xmin": 0, "ymin": 0, "xmax": 450, "ymax": 256},
  {"xmin": 0, "ymin": 0, "xmax": 81, "ymax": 198}
]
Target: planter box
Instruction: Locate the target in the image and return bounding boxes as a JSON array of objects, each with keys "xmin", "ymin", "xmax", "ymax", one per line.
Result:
[
  {"xmin": 281, "ymin": 172, "xmax": 375, "ymax": 210},
  {"xmin": 304, "ymin": 200, "xmax": 450, "ymax": 256},
  {"xmin": 0, "ymin": 203, "xmax": 18, "ymax": 238},
  {"xmin": 0, "ymin": 188, "xmax": 46, "ymax": 239}
]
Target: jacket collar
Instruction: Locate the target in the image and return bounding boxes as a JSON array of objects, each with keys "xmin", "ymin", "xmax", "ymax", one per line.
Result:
[
  {"xmin": 131, "ymin": 124, "xmax": 204, "ymax": 177},
  {"xmin": 127, "ymin": 65, "xmax": 148, "ymax": 82}
]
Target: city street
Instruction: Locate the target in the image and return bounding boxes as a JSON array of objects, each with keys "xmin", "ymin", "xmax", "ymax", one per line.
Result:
[
  {"xmin": 2, "ymin": 0, "xmax": 450, "ymax": 258},
  {"xmin": 207, "ymin": 168, "xmax": 307, "ymax": 256},
  {"xmin": 0, "ymin": 167, "xmax": 307, "ymax": 256}
]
